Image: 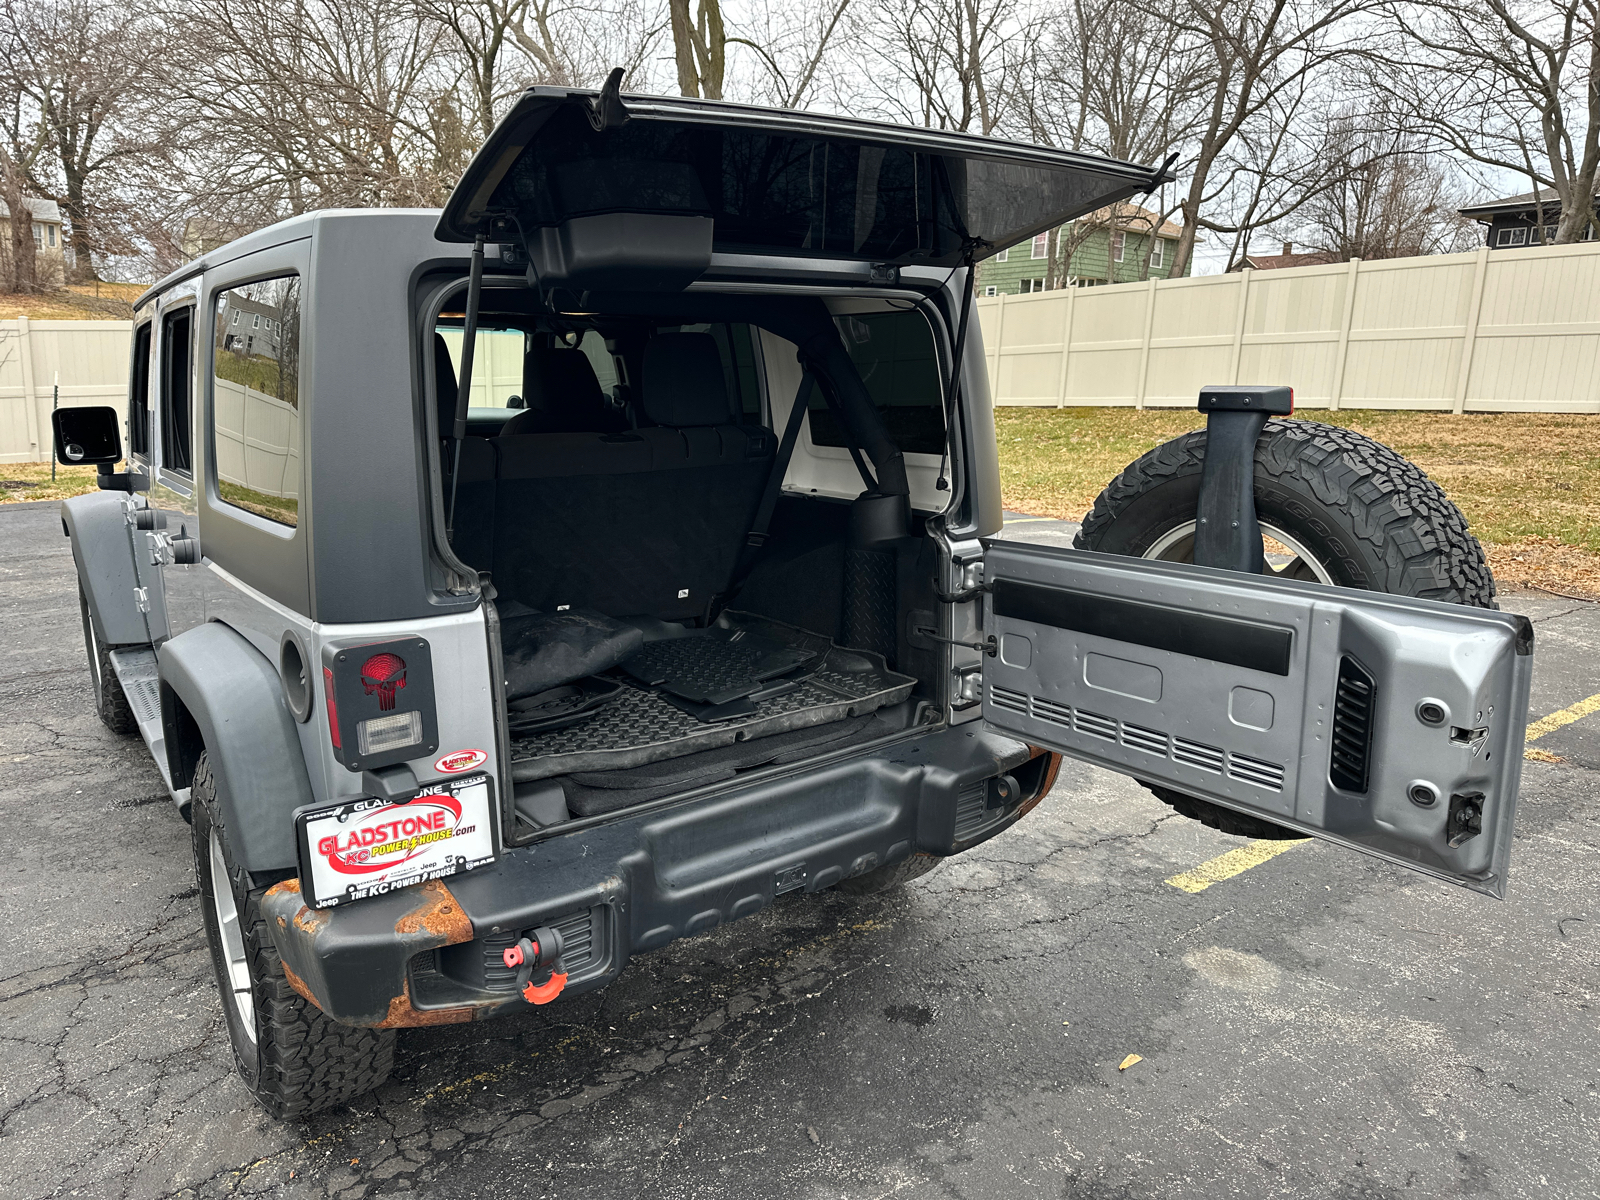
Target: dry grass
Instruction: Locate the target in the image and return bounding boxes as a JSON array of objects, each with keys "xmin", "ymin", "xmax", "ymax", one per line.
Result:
[
  {"xmin": 996, "ymin": 408, "xmax": 1600, "ymax": 599},
  {"xmin": 0, "ymin": 282, "xmax": 143, "ymax": 321},
  {"xmin": 0, "ymin": 462, "xmax": 104, "ymax": 504}
]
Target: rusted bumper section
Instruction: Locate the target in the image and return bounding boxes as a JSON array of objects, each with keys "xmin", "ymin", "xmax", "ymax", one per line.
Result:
[{"xmin": 262, "ymin": 877, "xmax": 485, "ymax": 1028}]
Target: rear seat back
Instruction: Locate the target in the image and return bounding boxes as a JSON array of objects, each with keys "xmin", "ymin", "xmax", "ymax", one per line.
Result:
[{"xmin": 492, "ymin": 332, "xmax": 773, "ymax": 621}]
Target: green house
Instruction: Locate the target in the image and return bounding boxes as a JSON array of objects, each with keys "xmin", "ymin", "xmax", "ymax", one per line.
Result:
[{"xmin": 977, "ymin": 202, "xmax": 1189, "ymax": 295}]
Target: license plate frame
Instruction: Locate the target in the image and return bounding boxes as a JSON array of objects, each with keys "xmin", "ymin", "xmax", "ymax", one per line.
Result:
[{"xmin": 294, "ymin": 774, "xmax": 496, "ymax": 910}]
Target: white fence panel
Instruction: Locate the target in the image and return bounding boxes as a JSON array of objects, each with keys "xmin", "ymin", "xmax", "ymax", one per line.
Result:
[
  {"xmin": 0, "ymin": 319, "xmax": 131, "ymax": 462},
  {"xmin": 979, "ymin": 242, "xmax": 1600, "ymax": 414}
]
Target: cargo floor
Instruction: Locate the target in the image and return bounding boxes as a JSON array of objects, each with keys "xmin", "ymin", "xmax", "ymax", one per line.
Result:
[{"xmin": 506, "ymin": 613, "xmax": 917, "ymax": 783}]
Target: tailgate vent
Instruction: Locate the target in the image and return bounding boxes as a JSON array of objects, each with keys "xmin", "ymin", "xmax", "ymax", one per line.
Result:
[
  {"xmin": 1329, "ymin": 656, "xmax": 1375, "ymax": 794},
  {"xmin": 1227, "ymin": 751, "xmax": 1286, "ymax": 792}
]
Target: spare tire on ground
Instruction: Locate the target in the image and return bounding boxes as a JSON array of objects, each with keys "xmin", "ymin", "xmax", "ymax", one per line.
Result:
[{"xmin": 1073, "ymin": 417, "xmax": 1496, "ymax": 840}]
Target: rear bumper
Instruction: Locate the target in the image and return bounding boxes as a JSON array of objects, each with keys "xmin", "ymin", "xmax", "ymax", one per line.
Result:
[{"xmin": 262, "ymin": 724, "xmax": 1047, "ymax": 1026}]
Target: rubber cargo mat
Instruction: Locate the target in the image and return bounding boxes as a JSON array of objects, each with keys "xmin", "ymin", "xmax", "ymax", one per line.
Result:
[{"xmin": 507, "ymin": 612, "xmax": 915, "ymax": 783}]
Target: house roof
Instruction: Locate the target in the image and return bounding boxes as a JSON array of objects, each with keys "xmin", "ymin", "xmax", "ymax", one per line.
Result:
[
  {"xmin": 1075, "ymin": 201, "xmax": 1182, "ymax": 238},
  {"xmin": 0, "ymin": 197, "xmax": 61, "ymax": 223},
  {"xmin": 1457, "ymin": 187, "xmax": 1595, "ymax": 220},
  {"xmin": 1235, "ymin": 250, "xmax": 1336, "ymax": 270}
]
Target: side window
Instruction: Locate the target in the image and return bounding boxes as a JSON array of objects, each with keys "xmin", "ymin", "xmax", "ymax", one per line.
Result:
[
  {"xmin": 437, "ymin": 326, "xmax": 527, "ymax": 408},
  {"xmin": 810, "ymin": 311, "xmax": 946, "ymax": 456},
  {"xmin": 160, "ymin": 307, "xmax": 194, "ymax": 474},
  {"xmin": 212, "ymin": 276, "xmax": 300, "ymax": 526},
  {"xmin": 128, "ymin": 322, "xmax": 152, "ymax": 458}
]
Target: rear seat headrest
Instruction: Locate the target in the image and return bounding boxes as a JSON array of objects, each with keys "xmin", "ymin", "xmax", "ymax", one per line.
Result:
[
  {"xmin": 433, "ymin": 333, "xmax": 459, "ymax": 433},
  {"xmin": 501, "ymin": 347, "xmax": 609, "ymax": 435},
  {"xmin": 642, "ymin": 332, "xmax": 731, "ymax": 427}
]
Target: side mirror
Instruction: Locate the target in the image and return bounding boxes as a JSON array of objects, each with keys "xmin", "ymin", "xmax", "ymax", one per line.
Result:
[{"xmin": 52, "ymin": 406, "xmax": 122, "ymax": 467}]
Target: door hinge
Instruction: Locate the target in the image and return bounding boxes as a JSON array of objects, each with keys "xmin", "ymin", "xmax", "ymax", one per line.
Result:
[
  {"xmin": 952, "ymin": 663, "xmax": 984, "ymax": 709},
  {"xmin": 133, "ymin": 587, "xmax": 150, "ymax": 614},
  {"xmin": 147, "ymin": 531, "xmax": 172, "ymax": 566}
]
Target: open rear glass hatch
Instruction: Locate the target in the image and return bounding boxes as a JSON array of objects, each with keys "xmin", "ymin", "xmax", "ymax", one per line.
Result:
[{"xmin": 436, "ymin": 84, "xmax": 1168, "ymax": 279}]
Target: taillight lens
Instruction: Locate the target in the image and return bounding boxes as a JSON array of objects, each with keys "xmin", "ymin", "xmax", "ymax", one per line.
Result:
[{"xmin": 323, "ymin": 666, "xmax": 341, "ymax": 749}]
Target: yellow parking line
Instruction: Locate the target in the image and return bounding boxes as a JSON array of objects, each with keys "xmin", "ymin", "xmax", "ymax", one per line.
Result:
[
  {"xmin": 1166, "ymin": 838, "xmax": 1308, "ymax": 894},
  {"xmin": 1524, "ymin": 692, "xmax": 1600, "ymax": 743}
]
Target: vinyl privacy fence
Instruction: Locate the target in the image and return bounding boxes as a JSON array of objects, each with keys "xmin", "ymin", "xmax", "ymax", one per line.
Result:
[
  {"xmin": 7, "ymin": 244, "xmax": 1599, "ymax": 466},
  {"xmin": 978, "ymin": 241, "xmax": 1600, "ymax": 413},
  {"xmin": 0, "ymin": 318, "xmax": 131, "ymax": 463}
]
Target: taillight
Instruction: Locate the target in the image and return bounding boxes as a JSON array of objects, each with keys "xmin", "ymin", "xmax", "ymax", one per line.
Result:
[
  {"xmin": 320, "ymin": 637, "xmax": 438, "ymax": 771},
  {"xmin": 323, "ymin": 667, "xmax": 341, "ymax": 749}
]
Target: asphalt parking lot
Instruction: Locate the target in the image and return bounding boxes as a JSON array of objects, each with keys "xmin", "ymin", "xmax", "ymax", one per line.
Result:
[{"xmin": 3, "ymin": 501, "xmax": 1597, "ymax": 1200}]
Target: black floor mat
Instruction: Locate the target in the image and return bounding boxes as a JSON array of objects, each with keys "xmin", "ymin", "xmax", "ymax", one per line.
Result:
[
  {"xmin": 506, "ymin": 612, "xmax": 915, "ymax": 783},
  {"xmin": 561, "ymin": 713, "xmax": 890, "ymax": 817}
]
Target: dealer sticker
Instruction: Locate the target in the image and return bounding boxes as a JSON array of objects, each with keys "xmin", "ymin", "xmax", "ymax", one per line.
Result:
[{"xmin": 295, "ymin": 775, "xmax": 495, "ymax": 909}]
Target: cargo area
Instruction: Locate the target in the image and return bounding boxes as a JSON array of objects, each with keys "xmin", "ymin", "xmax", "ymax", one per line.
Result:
[{"xmin": 429, "ymin": 287, "xmax": 952, "ymax": 832}]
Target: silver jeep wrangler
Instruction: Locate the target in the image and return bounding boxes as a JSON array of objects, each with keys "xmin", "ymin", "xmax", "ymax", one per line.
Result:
[{"xmin": 55, "ymin": 81, "xmax": 1532, "ymax": 1117}]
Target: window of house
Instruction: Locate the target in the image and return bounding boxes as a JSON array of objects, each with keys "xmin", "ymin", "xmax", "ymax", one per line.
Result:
[
  {"xmin": 32, "ymin": 223, "xmax": 43, "ymax": 249},
  {"xmin": 160, "ymin": 308, "xmax": 194, "ymax": 475},
  {"xmin": 995, "ymin": 247, "xmax": 1009, "ymax": 262},
  {"xmin": 984, "ymin": 285, "xmax": 997, "ymax": 297},
  {"xmin": 47, "ymin": 224, "xmax": 56, "ymax": 248},
  {"xmin": 128, "ymin": 322, "xmax": 152, "ymax": 459},
  {"xmin": 1112, "ymin": 230, "xmax": 1126, "ymax": 262},
  {"xmin": 1031, "ymin": 233, "xmax": 1048, "ymax": 259},
  {"xmin": 1020, "ymin": 278, "xmax": 1046, "ymax": 293},
  {"xmin": 1150, "ymin": 239, "xmax": 1166, "ymax": 269},
  {"xmin": 252, "ymin": 312, "xmax": 261, "ymax": 329},
  {"xmin": 1543, "ymin": 225, "xmax": 1559, "ymax": 243},
  {"xmin": 810, "ymin": 310, "xmax": 945, "ymax": 456},
  {"xmin": 213, "ymin": 276, "xmax": 301, "ymax": 526}
]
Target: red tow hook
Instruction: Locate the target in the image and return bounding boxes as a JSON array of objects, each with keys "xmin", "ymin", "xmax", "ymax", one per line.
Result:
[{"xmin": 502, "ymin": 925, "xmax": 568, "ymax": 1005}]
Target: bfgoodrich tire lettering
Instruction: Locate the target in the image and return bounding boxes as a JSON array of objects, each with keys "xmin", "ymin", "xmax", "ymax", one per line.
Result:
[
  {"xmin": 192, "ymin": 753, "xmax": 394, "ymax": 1117},
  {"xmin": 1076, "ymin": 419, "xmax": 1497, "ymax": 839}
]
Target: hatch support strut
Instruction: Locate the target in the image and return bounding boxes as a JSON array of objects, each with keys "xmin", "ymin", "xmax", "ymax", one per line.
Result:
[
  {"xmin": 1191, "ymin": 384, "xmax": 1293, "ymax": 574},
  {"xmin": 445, "ymin": 233, "xmax": 487, "ymax": 540}
]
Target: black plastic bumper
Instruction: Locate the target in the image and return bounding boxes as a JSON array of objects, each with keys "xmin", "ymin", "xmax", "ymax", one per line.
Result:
[{"xmin": 262, "ymin": 723, "xmax": 1040, "ymax": 1027}]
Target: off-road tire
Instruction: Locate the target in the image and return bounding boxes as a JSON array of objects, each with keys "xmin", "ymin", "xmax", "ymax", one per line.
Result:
[
  {"xmin": 78, "ymin": 582, "xmax": 137, "ymax": 736},
  {"xmin": 1076, "ymin": 419, "xmax": 1497, "ymax": 839},
  {"xmin": 835, "ymin": 853, "xmax": 942, "ymax": 896},
  {"xmin": 192, "ymin": 754, "xmax": 394, "ymax": 1117},
  {"xmin": 1076, "ymin": 418, "xmax": 1495, "ymax": 605}
]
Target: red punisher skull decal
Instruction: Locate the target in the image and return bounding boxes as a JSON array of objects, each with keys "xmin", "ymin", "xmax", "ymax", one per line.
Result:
[{"xmin": 360, "ymin": 652, "xmax": 407, "ymax": 711}]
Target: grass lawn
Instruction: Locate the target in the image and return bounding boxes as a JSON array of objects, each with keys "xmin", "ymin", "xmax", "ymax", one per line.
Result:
[
  {"xmin": 997, "ymin": 408, "xmax": 1600, "ymax": 598},
  {"xmin": 0, "ymin": 282, "xmax": 142, "ymax": 321}
]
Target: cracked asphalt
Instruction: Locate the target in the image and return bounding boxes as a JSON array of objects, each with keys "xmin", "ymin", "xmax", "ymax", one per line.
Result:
[{"xmin": 3, "ymin": 501, "xmax": 1598, "ymax": 1199}]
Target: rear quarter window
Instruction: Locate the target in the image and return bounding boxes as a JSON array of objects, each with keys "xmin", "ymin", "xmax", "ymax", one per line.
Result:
[
  {"xmin": 809, "ymin": 310, "xmax": 945, "ymax": 455},
  {"xmin": 212, "ymin": 275, "xmax": 301, "ymax": 526}
]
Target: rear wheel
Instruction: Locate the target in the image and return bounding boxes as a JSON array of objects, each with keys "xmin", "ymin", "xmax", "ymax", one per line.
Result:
[
  {"xmin": 192, "ymin": 753, "xmax": 394, "ymax": 1117},
  {"xmin": 1076, "ymin": 418, "xmax": 1496, "ymax": 839},
  {"xmin": 78, "ymin": 583, "xmax": 136, "ymax": 736}
]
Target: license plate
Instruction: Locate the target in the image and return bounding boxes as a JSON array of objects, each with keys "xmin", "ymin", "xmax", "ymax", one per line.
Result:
[{"xmin": 295, "ymin": 775, "xmax": 496, "ymax": 909}]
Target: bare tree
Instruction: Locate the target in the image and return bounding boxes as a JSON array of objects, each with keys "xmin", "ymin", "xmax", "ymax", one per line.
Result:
[
  {"xmin": 1371, "ymin": 1, "xmax": 1600, "ymax": 243},
  {"xmin": 856, "ymin": 0, "xmax": 1029, "ymax": 134},
  {"xmin": 1165, "ymin": 0, "xmax": 1377, "ymax": 278},
  {"xmin": 1297, "ymin": 115, "xmax": 1479, "ymax": 259},
  {"xmin": 670, "ymin": 0, "xmax": 725, "ymax": 98},
  {"xmin": 730, "ymin": 0, "xmax": 854, "ymax": 109},
  {"xmin": 1, "ymin": 0, "xmax": 170, "ymax": 281}
]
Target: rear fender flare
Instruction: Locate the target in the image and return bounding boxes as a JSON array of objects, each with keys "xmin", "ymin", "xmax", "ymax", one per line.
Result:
[
  {"xmin": 61, "ymin": 492, "xmax": 148, "ymax": 646},
  {"xmin": 159, "ymin": 622, "xmax": 315, "ymax": 872}
]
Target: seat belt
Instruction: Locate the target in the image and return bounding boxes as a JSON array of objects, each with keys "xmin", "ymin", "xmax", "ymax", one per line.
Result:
[{"xmin": 724, "ymin": 368, "xmax": 815, "ymax": 599}]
